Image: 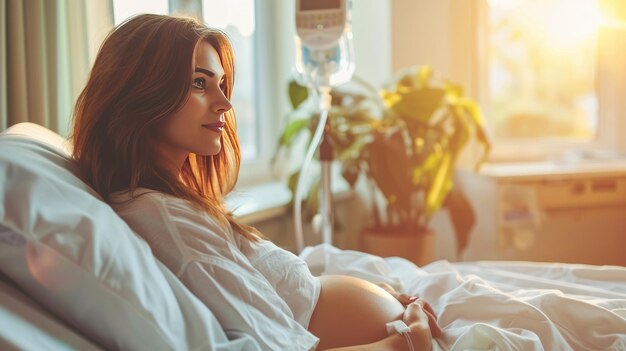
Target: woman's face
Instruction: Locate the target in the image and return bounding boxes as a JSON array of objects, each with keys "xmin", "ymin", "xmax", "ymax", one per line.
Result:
[{"xmin": 154, "ymin": 41, "xmax": 232, "ymax": 172}]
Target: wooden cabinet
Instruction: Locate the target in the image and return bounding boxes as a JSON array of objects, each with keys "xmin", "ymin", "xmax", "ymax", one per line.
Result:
[{"xmin": 459, "ymin": 162, "xmax": 626, "ymax": 266}]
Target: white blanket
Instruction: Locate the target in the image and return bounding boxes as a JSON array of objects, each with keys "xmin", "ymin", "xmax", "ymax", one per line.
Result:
[{"xmin": 301, "ymin": 245, "xmax": 626, "ymax": 351}]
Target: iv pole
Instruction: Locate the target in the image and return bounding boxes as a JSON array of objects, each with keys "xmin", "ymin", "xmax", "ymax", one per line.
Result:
[
  {"xmin": 293, "ymin": 0, "xmax": 354, "ymax": 254},
  {"xmin": 319, "ymin": 116, "xmax": 334, "ymax": 246}
]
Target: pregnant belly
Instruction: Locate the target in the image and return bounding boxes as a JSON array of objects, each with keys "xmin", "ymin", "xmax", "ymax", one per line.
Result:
[{"xmin": 308, "ymin": 275, "xmax": 405, "ymax": 349}]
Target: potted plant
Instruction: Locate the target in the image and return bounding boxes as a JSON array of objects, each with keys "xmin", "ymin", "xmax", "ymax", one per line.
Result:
[{"xmin": 276, "ymin": 66, "xmax": 490, "ymax": 264}]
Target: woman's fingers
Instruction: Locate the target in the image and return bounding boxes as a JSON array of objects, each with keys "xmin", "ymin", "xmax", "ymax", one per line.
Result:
[
  {"xmin": 404, "ymin": 300, "xmax": 442, "ymax": 338},
  {"xmin": 422, "ymin": 300, "xmax": 438, "ymax": 321},
  {"xmin": 391, "ymin": 288, "xmax": 443, "ymax": 337},
  {"xmin": 396, "ymin": 293, "xmax": 413, "ymax": 305},
  {"xmin": 423, "ymin": 309, "xmax": 442, "ymax": 337},
  {"xmin": 403, "ymin": 302, "xmax": 434, "ymax": 350},
  {"xmin": 403, "ymin": 300, "xmax": 428, "ymax": 326},
  {"xmin": 407, "ymin": 297, "xmax": 438, "ymax": 322}
]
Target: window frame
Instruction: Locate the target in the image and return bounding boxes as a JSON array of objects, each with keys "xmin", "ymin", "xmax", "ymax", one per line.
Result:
[{"xmin": 235, "ymin": 0, "xmax": 294, "ymax": 187}]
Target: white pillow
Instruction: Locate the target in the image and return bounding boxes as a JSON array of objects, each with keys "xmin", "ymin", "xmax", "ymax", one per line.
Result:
[
  {"xmin": 0, "ymin": 123, "xmax": 259, "ymax": 350},
  {"xmin": 0, "ymin": 271, "xmax": 102, "ymax": 350}
]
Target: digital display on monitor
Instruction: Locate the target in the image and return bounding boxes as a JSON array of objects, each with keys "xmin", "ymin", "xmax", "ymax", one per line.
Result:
[{"xmin": 300, "ymin": 0, "xmax": 341, "ymax": 11}]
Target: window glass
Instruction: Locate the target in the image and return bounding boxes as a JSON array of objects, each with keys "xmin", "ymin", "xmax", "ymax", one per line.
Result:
[
  {"xmin": 202, "ymin": 0, "xmax": 258, "ymax": 160},
  {"xmin": 488, "ymin": 0, "xmax": 600, "ymax": 141},
  {"xmin": 113, "ymin": 0, "xmax": 168, "ymax": 25}
]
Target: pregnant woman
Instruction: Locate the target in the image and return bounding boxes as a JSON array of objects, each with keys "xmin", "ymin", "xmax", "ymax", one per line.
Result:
[{"xmin": 72, "ymin": 14, "xmax": 440, "ymax": 350}]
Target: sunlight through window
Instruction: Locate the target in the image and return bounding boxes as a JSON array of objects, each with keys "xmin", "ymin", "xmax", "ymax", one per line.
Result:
[
  {"xmin": 488, "ymin": 0, "xmax": 603, "ymax": 140},
  {"xmin": 113, "ymin": 0, "xmax": 168, "ymax": 25}
]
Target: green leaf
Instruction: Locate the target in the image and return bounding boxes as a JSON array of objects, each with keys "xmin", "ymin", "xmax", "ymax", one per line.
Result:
[
  {"xmin": 366, "ymin": 129, "xmax": 413, "ymax": 211},
  {"xmin": 447, "ymin": 107, "xmax": 471, "ymax": 157},
  {"xmin": 416, "ymin": 65, "xmax": 433, "ymax": 88},
  {"xmin": 424, "ymin": 152, "xmax": 453, "ymax": 217},
  {"xmin": 444, "ymin": 184, "xmax": 475, "ymax": 255},
  {"xmin": 396, "ymin": 71, "xmax": 416, "ymax": 89},
  {"xmin": 278, "ymin": 118, "xmax": 309, "ymax": 147},
  {"xmin": 460, "ymin": 98, "xmax": 491, "ymax": 170},
  {"xmin": 384, "ymin": 88, "xmax": 445, "ymax": 123},
  {"xmin": 341, "ymin": 161, "xmax": 360, "ymax": 188},
  {"xmin": 443, "ymin": 81, "xmax": 464, "ymax": 100},
  {"xmin": 337, "ymin": 138, "xmax": 366, "ymax": 162},
  {"xmin": 289, "ymin": 81, "xmax": 308, "ymax": 109},
  {"xmin": 287, "ymin": 171, "xmax": 301, "ymax": 206}
]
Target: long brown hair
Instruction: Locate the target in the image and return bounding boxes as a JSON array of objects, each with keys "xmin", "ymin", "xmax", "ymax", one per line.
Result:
[{"xmin": 72, "ymin": 14, "xmax": 260, "ymax": 241}]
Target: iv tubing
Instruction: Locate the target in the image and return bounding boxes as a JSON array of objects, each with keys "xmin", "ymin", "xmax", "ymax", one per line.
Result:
[{"xmin": 293, "ymin": 86, "xmax": 332, "ymax": 253}]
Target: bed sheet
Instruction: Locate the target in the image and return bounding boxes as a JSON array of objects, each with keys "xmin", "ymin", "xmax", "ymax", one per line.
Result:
[{"xmin": 301, "ymin": 245, "xmax": 626, "ymax": 351}]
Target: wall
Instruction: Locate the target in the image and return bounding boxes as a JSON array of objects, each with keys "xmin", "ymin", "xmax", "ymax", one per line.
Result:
[{"xmin": 390, "ymin": 0, "xmax": 451, "ymax": 76}]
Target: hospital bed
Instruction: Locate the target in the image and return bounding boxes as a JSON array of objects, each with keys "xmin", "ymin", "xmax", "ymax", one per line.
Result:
[{"xmin": 0, "ymin": 122, "xmax": 624, "ymax": 350}]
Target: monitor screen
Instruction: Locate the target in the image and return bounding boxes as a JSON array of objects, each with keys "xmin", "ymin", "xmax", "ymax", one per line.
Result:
[{"xmin": 300, "ymin": 0, "xmax": 341, "ymax": 11}]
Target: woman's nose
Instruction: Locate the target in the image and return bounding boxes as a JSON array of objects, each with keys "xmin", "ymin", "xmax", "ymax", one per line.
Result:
[{"xmin": 213, "ymin": 92, "xmax": 232, "ymax": 114}]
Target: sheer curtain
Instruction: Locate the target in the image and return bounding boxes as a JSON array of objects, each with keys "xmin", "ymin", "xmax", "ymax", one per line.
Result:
[{"xmin": 1, "ymin": 0, "xmax": 113, "ymax": 136}]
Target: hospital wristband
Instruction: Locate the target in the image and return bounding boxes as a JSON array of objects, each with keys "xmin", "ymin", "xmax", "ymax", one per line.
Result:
[{"xmin": 385, "ymin": 320, "xmax": 414, "ymax": 351}]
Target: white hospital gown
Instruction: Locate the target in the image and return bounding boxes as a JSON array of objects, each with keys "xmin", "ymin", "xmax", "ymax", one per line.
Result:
[{"xmin": 111, "ymin": 188, "xmax": 320, "ymax": 351}]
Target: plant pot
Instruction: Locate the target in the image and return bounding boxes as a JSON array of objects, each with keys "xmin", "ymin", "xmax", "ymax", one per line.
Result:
[{"xmin": 359, "ymin": 228, "xmax": 435, "ymax": 267}]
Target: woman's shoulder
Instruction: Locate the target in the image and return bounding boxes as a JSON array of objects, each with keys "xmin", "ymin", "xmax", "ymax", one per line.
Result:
[
  {"xmin": 110, "ymin": 187, "xmax": 161, "ymax": 203},
  {"xmin": 111, "ymin": 188, "xmax": 237, "ymax": 246},
  {"xmin": 109, "ymin": 188, "xmax": 205, "ymax": 230},
  {"xmin": 110, "ymin": 188, "xmax": 191, "ymax": 213}
]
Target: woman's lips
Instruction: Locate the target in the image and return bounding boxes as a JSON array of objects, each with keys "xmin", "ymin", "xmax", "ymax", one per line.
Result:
[{"xmin": 202, "ymin": 122, "xmax": 225, "ymax": 133}]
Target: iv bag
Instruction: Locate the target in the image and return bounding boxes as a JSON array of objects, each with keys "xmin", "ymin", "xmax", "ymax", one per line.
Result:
[{"xmin": 294, "ymin": 30, "xmax": 355, "ymax": 88}]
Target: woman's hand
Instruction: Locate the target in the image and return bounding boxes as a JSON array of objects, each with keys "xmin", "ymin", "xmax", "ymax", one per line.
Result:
[
  {"xmin": 324, "ymin": 300, "xmax": 442, "ymax": 351},
  {"xmin": 402, "ymin": 301, "xmax": 438, "ymax": 350},
  {"xmin": 378, "ymin": 283, "xmax": 441, "ymax": 338}
]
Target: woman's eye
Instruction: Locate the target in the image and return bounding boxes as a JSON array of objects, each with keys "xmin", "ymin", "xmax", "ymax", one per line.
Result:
[{"xmin": 193, "ymin": 77, "xmax": 206, "ymax": 89}]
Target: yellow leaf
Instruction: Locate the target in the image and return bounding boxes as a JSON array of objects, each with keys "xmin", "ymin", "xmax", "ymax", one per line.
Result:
[
  {"xmin": 417, "ymin": 66, "xmax": 433, "ymax": 88},
  {"xmin": 425, "ymin": 153, "xmax": 453, "ymax": 216}
]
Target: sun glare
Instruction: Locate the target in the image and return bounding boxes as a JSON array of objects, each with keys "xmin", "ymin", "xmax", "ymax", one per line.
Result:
[
  {"xmin": 488, "ymin": 0, "xmax": 601, "ymax": 140},
  {"xmin": 203, "ymin": 0, "xmax": 255, "ymax": 37},
  {"xmin": 543, "ymin": 0, "xmax": 603, "ymax": 49}
]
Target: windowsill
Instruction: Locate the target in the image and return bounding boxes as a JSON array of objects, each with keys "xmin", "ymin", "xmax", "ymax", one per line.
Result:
[
  {"xmin": 226, "ymin": 181, "xmax": 292, "ymax": 224},
  {"xmin": 479, "ymin": 158, "xmax": 626, "ymax": 181},
  {"xmin": 226, "ymin": 180, "xmax": 352, "ymax": 225}
]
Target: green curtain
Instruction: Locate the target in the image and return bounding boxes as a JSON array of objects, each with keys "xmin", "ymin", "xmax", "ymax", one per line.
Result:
[{"xmin": 1, "ymin": 0, "xmax": 113, "ymax": 136}]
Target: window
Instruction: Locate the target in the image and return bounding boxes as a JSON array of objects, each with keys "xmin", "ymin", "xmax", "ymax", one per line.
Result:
[
  {"xmin": 488, "ymin": 0, "xmax": 599, "ymax": 141},
  {"xmin": 112, "ymin": 0, "xmax": 269, "ymax": 180},
  {"xmin": 202, "ymin": 0, "xmax": 258, "ymax": 160},
  {"xmin": 113, "ymin": 1, "xmax": 168, "ymax": 22},
  {"xmin": 471, "ymin": 0, "xmax": 626, "ymax": 161}
]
